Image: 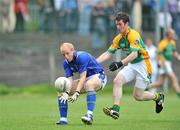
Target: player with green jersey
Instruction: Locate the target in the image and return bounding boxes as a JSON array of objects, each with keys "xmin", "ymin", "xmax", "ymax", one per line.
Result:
[
  {"xmin": 149, "ymin": 28, "xmax": 180, "ymax": 98},
  {"xmin": 97, "ymin": 12, "xmax": 164, "ymax": 120}
]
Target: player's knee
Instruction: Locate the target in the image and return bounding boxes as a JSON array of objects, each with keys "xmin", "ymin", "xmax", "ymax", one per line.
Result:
[
  {"xmin": 113, "ymin": 76, "xmax": 125, "ymax": 87},
  {"xmin": 133, "ymin": 92, "xmax": 143, "ymax": 101},
  {"xmin": 85, "ymin": 82, "xmax": 95, "ymax": 90},
  {"xmin": 172, "ymin": 76, "xmax": 178, "ymax": 82}
]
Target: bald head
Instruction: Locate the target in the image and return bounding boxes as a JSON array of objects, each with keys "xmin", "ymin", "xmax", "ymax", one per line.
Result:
[
  {"xmin": 60, "ymin": 42, "xmax": 74, "ymax": 53},
  {"xmin": 60, "ymin": 42, "xmax": 75, "ymax": 62}
]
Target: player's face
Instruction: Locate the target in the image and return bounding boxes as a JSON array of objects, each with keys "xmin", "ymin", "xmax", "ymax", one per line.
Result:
[
  {"xmin": 168, "ymin": 32, "xmax": 175, "ymax": 39},
  {"xmin": 61, "ymin": 47, "xmax": 74, "ymax": 62},
  {"xmin": 145, "ymin": 39, "xmax": 153, "ymax": 47},
  {"xmin": 116, "ymin": 20, "xmax": 128, "ymax": 35}
]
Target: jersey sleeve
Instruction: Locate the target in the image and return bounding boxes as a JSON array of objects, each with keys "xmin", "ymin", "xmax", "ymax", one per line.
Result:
[
  {"xmin": 76, "ymin": 53, "xmax": 89, "ymax": 74},
  {"xmin": 157, "ymin": 40, "xmax": 165, "ymax": 54},
  {"xmin": 172, "ymin": 40, "xmax": 176, "ymax": 52},
  {"xmin": 107, "ymin": 34, "xmax": 122, "ymax": 54},
  {"xmin": 158, "ymin": 41, "xmax": 165, "ymax": 53},
  {"xmin": 63, "ymin": 61, "xmax": 73, "ymax": 77}
]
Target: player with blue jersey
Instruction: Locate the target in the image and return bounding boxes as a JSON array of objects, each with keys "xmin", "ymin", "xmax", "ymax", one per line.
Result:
[{"xmin": 56, "ymin": 42, "xmax": 107, "ymax": 125}]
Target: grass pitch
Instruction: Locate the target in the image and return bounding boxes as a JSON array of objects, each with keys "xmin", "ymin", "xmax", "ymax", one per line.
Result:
[{"xmin": 0, "ymin": 91, "xmax": 180, "ymax": 130}]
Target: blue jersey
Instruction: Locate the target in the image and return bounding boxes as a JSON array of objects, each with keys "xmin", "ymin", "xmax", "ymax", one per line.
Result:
[{"xmin": 63, "ymin": 51, "xmax": 104, "ymax": 78}]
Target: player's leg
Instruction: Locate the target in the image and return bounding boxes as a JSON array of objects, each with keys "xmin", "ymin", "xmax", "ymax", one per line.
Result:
[
  {"xmin": 168, "ymin": 72, "xmax": 180, "ymax": 97},
  {"xmin": 56, "ymin": 91, "xmax": 69, "ymax": 125},
  {"xmin": 148, "ymin": 71, "xmax": 158, "ymax": 93},
  {"xmin": 165, "ymin": 61, "xmax": 180, "ymax": 97},
  {"xmin": 134, "ymin": 76, "xmax": 164, "ymax": 113},
  {"xmin": 103, "ymin": 66, "xmax": 135, "ymax": 119},
  {"xmin": 149, "ymin": 63, "xmax": 166, "ymax": 89},
  {"xmin": 134, "ymin": 79, "xmax": 156, "ymax": 101},
  {"xmin": 56, "ymin": 80, "xmax": 79, "ymax": 125},
  {"xmin": 81, "ymin": 73, "xmax": 107, "ymax": 125},
  {"xmin": 148, "ymin": 74, "xmax": 165, "ymax": 88}
]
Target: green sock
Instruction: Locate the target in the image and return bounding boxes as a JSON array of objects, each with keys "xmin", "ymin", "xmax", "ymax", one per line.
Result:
[
  {"xmin": 155, "ymin": 93, "xmax": 161, "ymax": 101},
  {"xmin": 112, "ymin": 104, "xmax": 120, "ymax": 112},
  {"xmin": 177, "ymin": 93, "xmax": 180, "ymax": 98}
]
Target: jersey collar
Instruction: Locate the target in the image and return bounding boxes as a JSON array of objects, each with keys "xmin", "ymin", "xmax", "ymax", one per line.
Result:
[
  {"xmin": 71, "ymin": 51, "xmax": 77, "ymax": 63},
  {"xmin": 122, "ymin": 27, "xmax": 131, "ymax": 36}
]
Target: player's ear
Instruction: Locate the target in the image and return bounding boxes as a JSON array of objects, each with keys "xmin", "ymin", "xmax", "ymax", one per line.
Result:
[{"xmin": 70, "ymin": 47, "xmax": 74, "ymax": 52}]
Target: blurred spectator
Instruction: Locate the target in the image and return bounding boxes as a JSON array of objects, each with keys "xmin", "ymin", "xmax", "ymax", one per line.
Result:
[
  {"xmin": 78, "ymin": 0, "xmax": 92, "ymax": 36},
  {"xmin": 159, "ymin": 11, "xmax": 172, "ymax": 40},
  {"xmin": 132, "ymin": 0, "xmax": 142, "ymax": 32},
  {"xmin": 168, "ymin": 0, "xmax": 178, "ymax": 30},
  {"xmin": 145, "ymin": 38, "xmax": 158, "ymax": 93},
  {"xmin": 0, "ymin": 0, "xmax": 15, "ymax": 33},
  {"xmin": 37, "ymin": 0, "xmax": 54, "ymax": 32},
  {"xmin": 63, "ymin": 0, "xmax": 78, "ymax": 33},
  {"xmin": 91, "ymin": 0, "xmax": 106, "ymax": 50},
  {"xmin": 176, "ymin": 0, "xmax": 180, "ymax": 37},
  {"xmin": 14, "ymin": 0, "xmax": 29, "ymax": 32},
  {"xmin": 159, "ymin": 0, "xmax": 165, "ymax": 11},
  {"xmin": 114, "ymin": 0, "xmax": 132, "ymax": 14},
  {"xmin": 54, "ymin": 0, "xmax": 64, "ymax": 32},
  {"xmin": 105, "ymin": 0, "xmax": 116, "ymax": 45},
  {"xmin": 168, "ymin": 0, "xmax": 180, "ymax": 38},
  {"xmin": 142, "ymin": 0, "xmax": 156, "ymax": 31}
]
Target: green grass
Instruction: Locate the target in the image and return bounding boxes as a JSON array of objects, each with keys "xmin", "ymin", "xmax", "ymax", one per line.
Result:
[{"xmin": 0, "ymin": 90, "xmax": 180, "ymax": 130}]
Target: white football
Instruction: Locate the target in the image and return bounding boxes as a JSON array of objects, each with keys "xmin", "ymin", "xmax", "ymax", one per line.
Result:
[{"xmin": 54, "ymin": 77, "xmax": 71, "ymax": 92}]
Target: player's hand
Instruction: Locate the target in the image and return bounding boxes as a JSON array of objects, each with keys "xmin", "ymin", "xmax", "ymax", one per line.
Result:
[
  {"xmin": 69, "ymin": 91, "xmax": 80, "ymax": 103},
  {"xmin": 59, "ymin": 92, "xmax": 69, "ymax": 104},
  {"xmin": 109, "ymin": 61, "xmax": 123, "ymax": 71}
]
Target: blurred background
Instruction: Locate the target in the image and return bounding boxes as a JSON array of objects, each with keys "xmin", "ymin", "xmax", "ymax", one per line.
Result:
[{"xmin": 0, "ymin": 0, "xmax": 180, "ymax": 89}]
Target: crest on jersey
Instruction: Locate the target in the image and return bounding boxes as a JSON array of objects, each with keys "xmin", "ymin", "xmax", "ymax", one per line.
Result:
[{"xmin": 135, "ymin": 39, "xmax": 140, "ymax": 45}]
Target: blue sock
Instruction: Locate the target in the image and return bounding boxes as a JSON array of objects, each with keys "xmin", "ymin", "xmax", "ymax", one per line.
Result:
[
  {"xmin": 86, "ymin": 90, "xmax": 96, "ymax": 114},
  {"xmin": 58, "ymin": 96, "xmax": 68, "ymax": 122}
]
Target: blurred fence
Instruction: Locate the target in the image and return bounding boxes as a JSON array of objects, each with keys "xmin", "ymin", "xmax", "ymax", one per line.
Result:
[
  {"xmin": 0, "ymin": 33, "xmax": 55, "ymax": 85},
  {"xmin": 1, "ymin": 1, "xmax": 180, "ymax": 87},
  {"xmin": 1, "ymin": 32, "xmax": 180, "ymax": 86},
  {"xmin": 0, "ymin": 32, "xmax": 110, "ymax": 86}
]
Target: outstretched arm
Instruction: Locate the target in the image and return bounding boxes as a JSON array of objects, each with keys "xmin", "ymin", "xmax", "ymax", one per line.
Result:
[
  {"xmin": 109, "ymin": 51, "xmax": 138, "ymax": 71},
  {"xmin": 174, "ymin": 51, "xmax": 180, "ymax": 60},
  {"xmin": 121, "ymin": 51, "xmax": 138, "ymax": 65},
  {"xmin": 96, "ymin": 51, "xmax": 113, "ymax": 63}
]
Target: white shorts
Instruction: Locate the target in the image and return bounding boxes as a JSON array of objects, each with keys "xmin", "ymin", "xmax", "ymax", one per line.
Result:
[
  {"xmin": 119, "ymin": 60, "xmax": 151, "ymax": 90},
  {"xmin": 159, "ymin": 61, "xmax": 173, "ymax": 74},
  {"xmin": 86, "ymin": 72, "xmax": 107, "ymax": 91}
]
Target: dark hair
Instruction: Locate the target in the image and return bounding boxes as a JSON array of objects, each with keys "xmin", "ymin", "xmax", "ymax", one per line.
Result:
[{"xmin": 115, "ymin": 12, "xmax": 129, "ymax": 23}]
